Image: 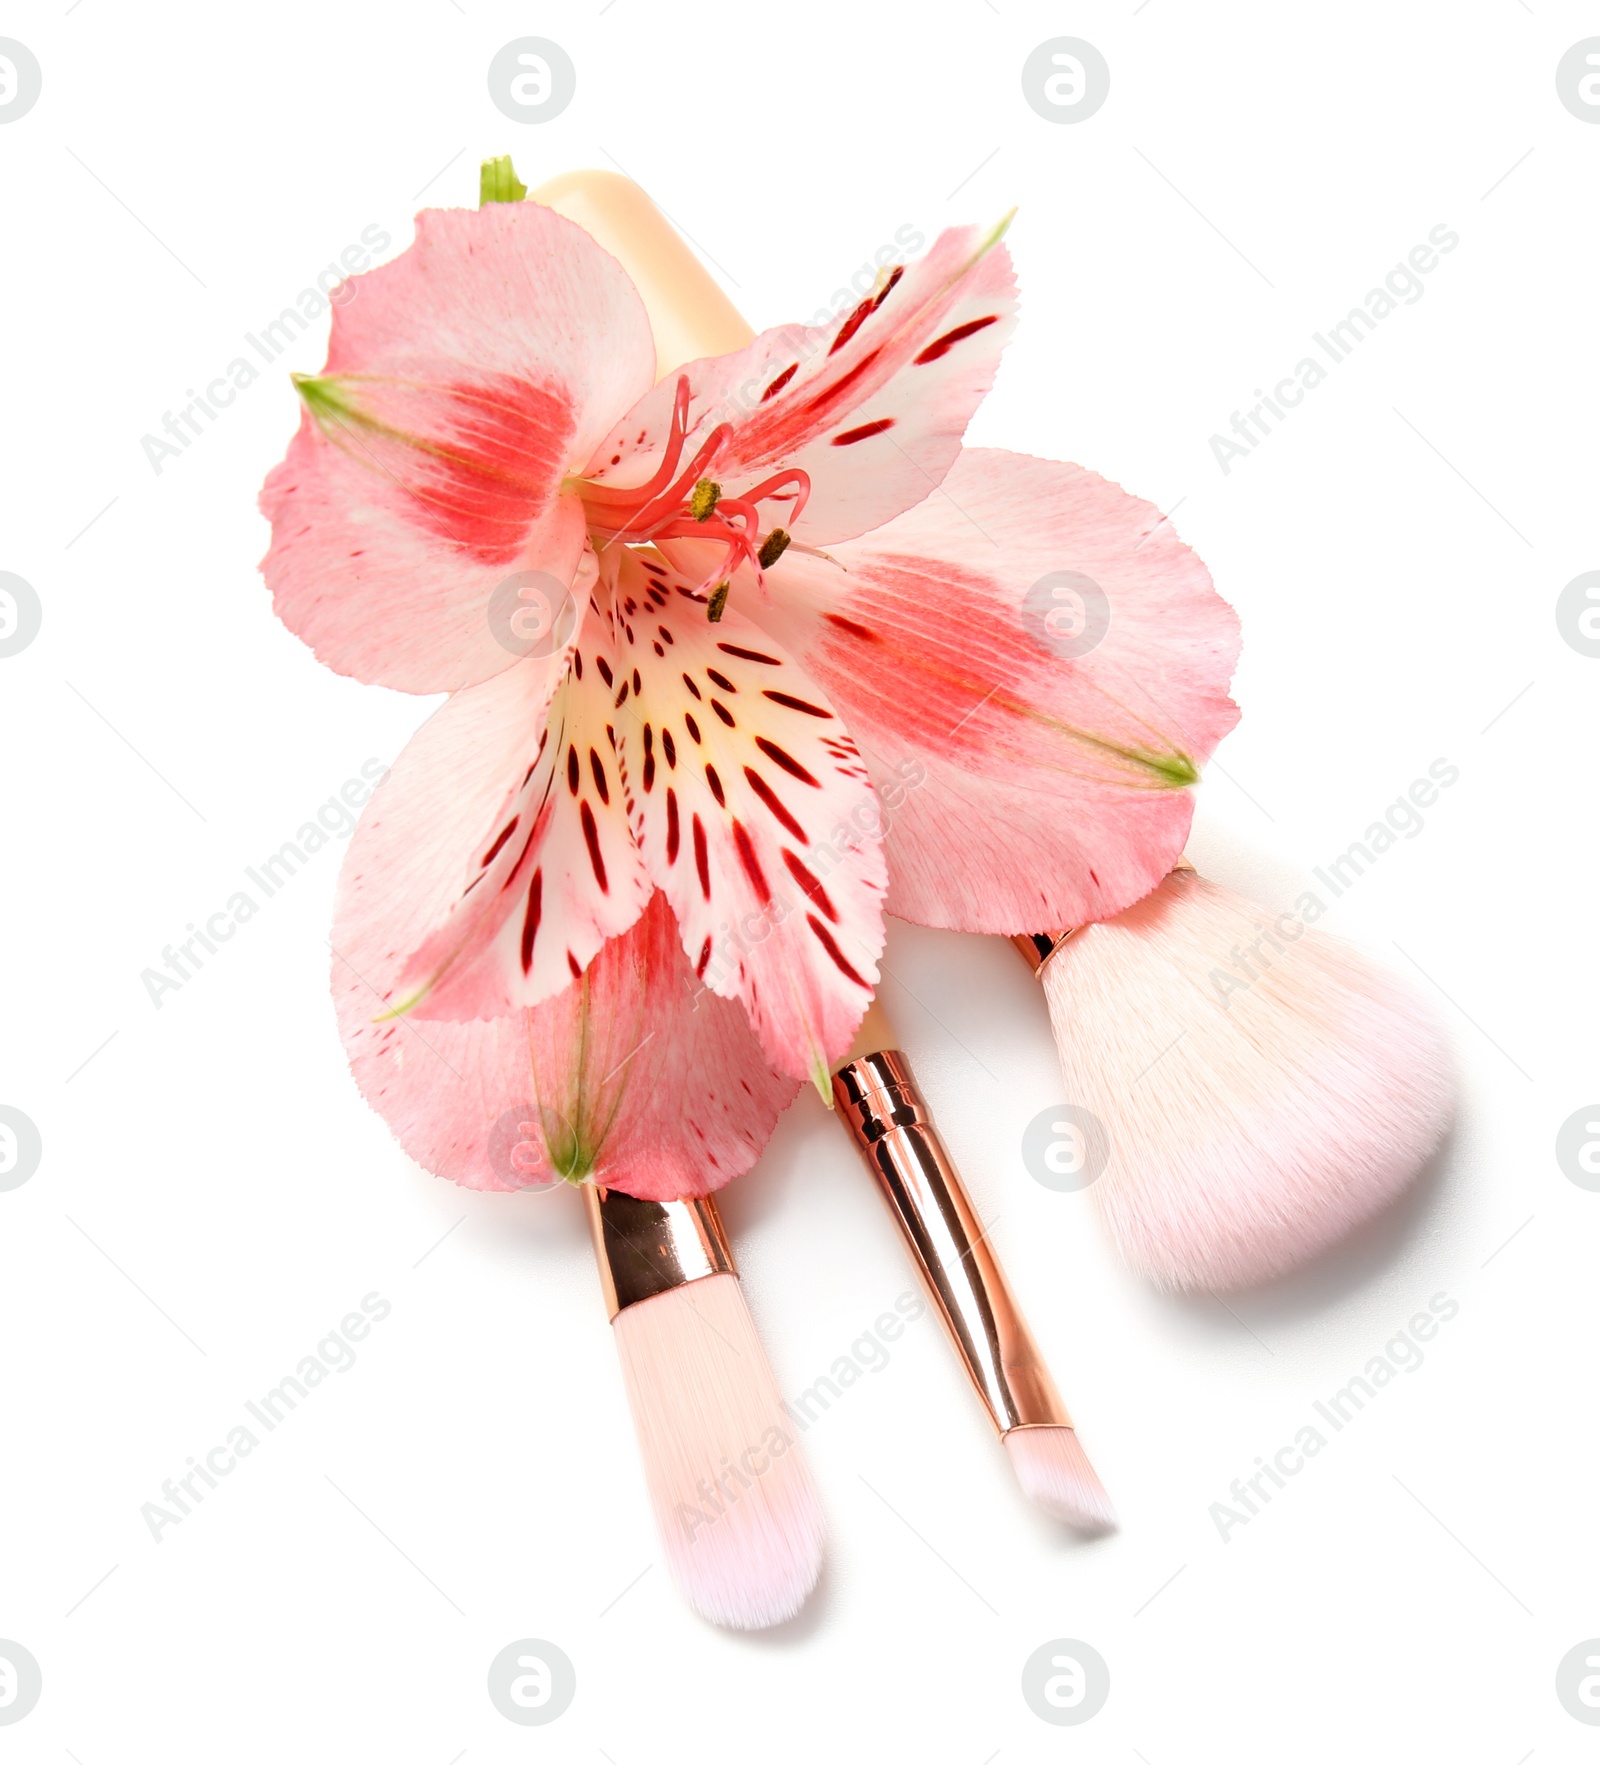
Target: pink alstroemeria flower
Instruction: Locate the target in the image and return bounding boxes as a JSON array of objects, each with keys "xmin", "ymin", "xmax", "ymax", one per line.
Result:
[{"xmin": 259, "ymin": 200, "xmax": 1240, "ymax": 1199}]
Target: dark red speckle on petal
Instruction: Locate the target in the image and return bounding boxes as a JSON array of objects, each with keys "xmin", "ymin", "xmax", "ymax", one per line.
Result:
[
  {"xmin": 808, "ymin": 913, "xmax": 868, "ymax": 986},
  {"xmin": 783, "ymin": 848, "xmax": 837, "ymax": 920},
  {"xmin": 754, "ymin": 736, "xmax": 820, "ymax": 786},
  {"xmin": 914, "ymin": 314, "xmax": 1000, "ymax": 365},
  {"xmin": 731, "ymin": 820, "xmax": 771, "ymax": 904},
  {"xmin": 832, "ymin": 417, "xmax": 895, "ymax": 447},
  {"xmin": 746, "ymin": 768, "xmax": 806, "ymax": 840},
  {"xmin": 808, "ymin": 347, "xmax": 880, "ymax": 413},
  {"xmin": 519, "ymin": 870, "xmax": 543, "ymax": 973},
  {"xmin": 692, "ymin": 814, "xmax": 710, "ymax": 899},
  {"xmin": 829, "ymin": 294, "xmax": 876, "ymax": 355},
  {"xmin": 763, "ymin": 690, "xmax": 832, "ymax": 719},
  {"xmin": 579, "ymin": 801, "xmax": 608, "ymax": 892},
  {"xmin": 761, "ymin": 362, "xmax": 799, "ymax": 401},
  {"xmin": 481, "ymin": 816, "xmax": 519, "ymax": 866}
]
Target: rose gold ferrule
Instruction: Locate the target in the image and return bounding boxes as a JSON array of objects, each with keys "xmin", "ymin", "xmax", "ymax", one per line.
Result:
[
  {"xmin": 1010, "ymin": 928, "xmax": 1078, "ymax": 974},
  {"xmin": 831, "ymin": 1049, "xmax": 1071, "ymax": 1437},
  {"xmin": 583, "ymin": 1185, "xmax": 736, "ymax": 1319},
  {"xmin": 1015, "ymin": 854, "xmax": 1198, "ymax": 976}
]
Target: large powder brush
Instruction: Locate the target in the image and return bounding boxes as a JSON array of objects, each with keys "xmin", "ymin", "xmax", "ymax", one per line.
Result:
[{"xmin": 1017, "ymin": 864, "xmax": 1456, "ymax": 1292}]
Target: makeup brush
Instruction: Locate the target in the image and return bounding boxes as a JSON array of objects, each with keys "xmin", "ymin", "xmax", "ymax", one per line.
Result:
[
  {"xmin": 531, "ymin": 165, "xmax": 1109, "ymax": 1532},
  {"xmin": 584, "ymin": 1185, "xmax": 823, "ymax": 1628},
  {"xmin": 832, "ymin": 1002, "xmax": 1115, "ymax": 1532},
  {"xmin": 527, "ymin": 167, "xmax": 823, "ymax": 1627},
  {"xmin": 1015, "ymin": 861, "xmax": 1455, "ymax": 1292}
]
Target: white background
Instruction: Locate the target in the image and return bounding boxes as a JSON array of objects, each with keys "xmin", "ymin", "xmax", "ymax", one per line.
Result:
[{"xmin": 2, "ymin": 1, "xmax": 1596, "ymax": 1758}]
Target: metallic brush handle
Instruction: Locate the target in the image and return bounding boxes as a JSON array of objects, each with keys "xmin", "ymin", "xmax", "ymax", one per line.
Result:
[
  {"xmin": 831, "ymin": 1049, "xmax": 1071, "ymax": 1437},
  {"xmin": 583, "ymin": 1186, "xmax": 735, "ymax": 1319}
]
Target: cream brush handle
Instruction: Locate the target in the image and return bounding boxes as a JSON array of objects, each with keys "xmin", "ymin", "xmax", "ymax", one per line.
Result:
[{"xmin": 532, "ymin": 170, "xmax": 753, "ymax": 378}]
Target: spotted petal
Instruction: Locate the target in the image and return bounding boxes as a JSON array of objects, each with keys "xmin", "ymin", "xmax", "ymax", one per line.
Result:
[
  {"xmin": 260, "ymin": 203, "xmax": 656, "ymax": 692},
  {"xmin": 758, "ymin": 448, "xmax": 1242, "ymax": 933},
  {"xmin": 383, "ymin": 603, "xmax": 653, "ymax": 1023},
  {"xmin": 607, "ymin": 548, "xmax": 887, "ymax": 1088},
  {"xmin": 333, "ymin": 714, "xmax": 796, "ymax": 1197},
  {"xmin": 584, "ymin": 223, "xmax": 1017, "ymax": 549}
]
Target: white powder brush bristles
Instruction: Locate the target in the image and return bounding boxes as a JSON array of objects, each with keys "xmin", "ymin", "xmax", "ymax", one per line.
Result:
[{"xmin": 1027, "ymin": 867, "xmax": 1455, "ymax": 1292}]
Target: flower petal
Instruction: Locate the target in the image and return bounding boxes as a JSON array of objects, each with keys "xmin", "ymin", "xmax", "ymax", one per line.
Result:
[
  {"xmin": 384, "ymin": 602, "xmax": 654, "ymax": 1022},
  {"xmin": 758, "ymin": 448, "xmax": 1242, "ymax": 932},
  {"xmin": 333, "ymin": 703, "xmax": 796, "ymax": 1196},
  {"xmin": 337, "ymin": 892, "xmax": 797, "ymax": 1200},
  {"xmin": 585, "ymin": 223, "xmax": 1016, "ymax": 548},
  {"xmin": 608, "ymin": 548, "xmax": 887, "ymax": 1089},
  {"xmin": 260, "ymin": 203, "xmax": 656, "ymax": 692}
]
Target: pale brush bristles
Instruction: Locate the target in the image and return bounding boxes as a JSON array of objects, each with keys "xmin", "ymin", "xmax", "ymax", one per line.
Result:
[
  {"xmin": 1040, "ymin": 869, "xmax": 1455, "ymax": 1292},
  {"xmin": 610, "ymin": 1271, "xmax": 823, "ymax": 1630},
  {"xmin": 1003, "ymin": 1426, "xmax": 1117, "ymax": 1533}
]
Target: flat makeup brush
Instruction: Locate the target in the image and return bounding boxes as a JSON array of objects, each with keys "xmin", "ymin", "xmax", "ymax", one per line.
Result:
[
  {"xmin": 1015, "ymin": 860, "xmax": 1455, "ymax": 1292},
  {"xmin": 831, "ymin": 1002, "xmax": 1115, "ymax": 1533},
  {"xmin": 528, "ymin": 167, "xmax": 823, "ymax": 1628},
  {"xmin": 583, "ymin": 1186, "xmax": 822, "ymax": 1628}
]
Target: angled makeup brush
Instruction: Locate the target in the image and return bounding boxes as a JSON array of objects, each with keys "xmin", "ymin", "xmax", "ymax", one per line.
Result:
[
  {"xmin": 527, "ymin": 167, "xmax": 823, "ymax": 1627},
  {"xmin": 832, "ymin": 1003, "xmax": 1114, "ymax": 1533},
  {"xmin": 1016, "ymin": 861, "xmax": 1455, "ymax": 1292},
  {"xmin": 584, "ymin": 1186, "xmax": 822, "ymax": 1627}
]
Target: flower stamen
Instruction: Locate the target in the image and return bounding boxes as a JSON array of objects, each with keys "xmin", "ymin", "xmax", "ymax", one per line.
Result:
[{"xmin": 577, "ymin": 387, "xmax": 812, "ymax": 597}]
